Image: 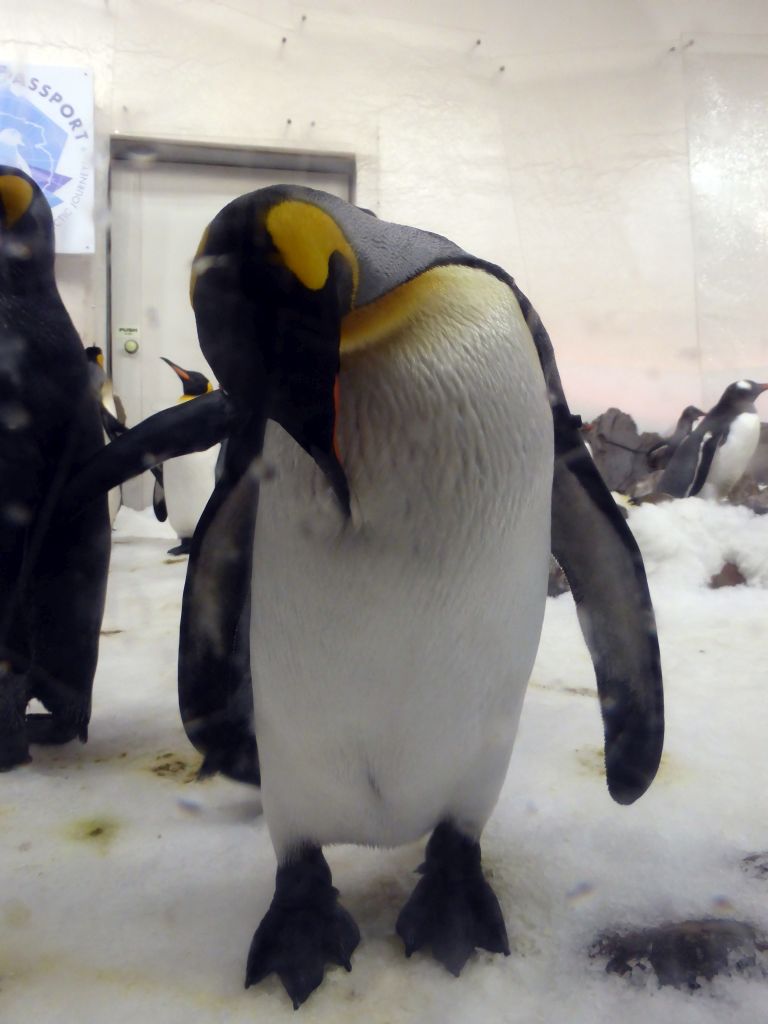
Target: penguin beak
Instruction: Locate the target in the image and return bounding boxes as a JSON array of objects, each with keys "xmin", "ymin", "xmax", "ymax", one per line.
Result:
[
  {"xmin": 268, "ymin": 363, "xmax": 350, "ymax": 519},
  {"xmin": 161, "ymin": 356, "xmax": 191, "ymax": 382}
]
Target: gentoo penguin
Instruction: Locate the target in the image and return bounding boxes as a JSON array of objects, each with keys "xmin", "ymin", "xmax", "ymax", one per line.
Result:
[
  {"xmin": 0, "ymin": 166, "xmax": 110, "ymax": 770},
  {"xmin": 62, "ymin": 185, "xmax": 664, "ymax": 1006},
  {"xmin": 646, "ymin": 404, "xmax": 704, "ymax": 470},
  {"xmin": 84, "ymin": 345, "xmax": 123, "ymax": 524},
  {"xmin": 659, "ymin": 381, "xmax": 768, "ymax": 498},
  {"xmin": 159, "ymin": 356, "xmax": 218, "ymax": 555}
]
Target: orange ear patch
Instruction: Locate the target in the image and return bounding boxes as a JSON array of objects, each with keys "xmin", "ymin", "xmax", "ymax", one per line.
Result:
[{"xmin": 0, "ymin": 175, "xmax": 34, "ymax": 228}]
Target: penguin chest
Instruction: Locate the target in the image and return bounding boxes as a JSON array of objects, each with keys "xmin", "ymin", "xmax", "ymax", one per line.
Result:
[
  {"xmin": 250, "ymin": 269, "xmax": 553, "ymax": 848},
  {"xmin": 163, "ymin": 447, "xmax": 219, "ymax": 538},
  {"xmin": 704, "ymin": 413, "xmax": 759, "ymax": 496}
]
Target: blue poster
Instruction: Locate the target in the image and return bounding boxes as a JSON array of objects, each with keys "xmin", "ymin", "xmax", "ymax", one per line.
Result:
[{"xmin": 0, "ymin": 64, "xmax": 95, "ymax": 253}]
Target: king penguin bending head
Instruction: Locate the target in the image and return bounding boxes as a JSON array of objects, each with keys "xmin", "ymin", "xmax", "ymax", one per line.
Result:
[{"xmin": 65, "ymin": 185, "xmax": 663, "ymax": 1007}]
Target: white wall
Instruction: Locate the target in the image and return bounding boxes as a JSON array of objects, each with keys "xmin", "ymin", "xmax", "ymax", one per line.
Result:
[{"xmin": 5, "ymin": 0, "xmax": 768, "ymax": 429}]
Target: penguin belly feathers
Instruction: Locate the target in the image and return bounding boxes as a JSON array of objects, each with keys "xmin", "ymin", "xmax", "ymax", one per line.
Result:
[
  {"xmin": 62, "ymin": 184, "xmax": 664, "ymax": 1006},
  {"xmin": 253, "ymin": 266, "xmax": 553, "ymax": 853}
]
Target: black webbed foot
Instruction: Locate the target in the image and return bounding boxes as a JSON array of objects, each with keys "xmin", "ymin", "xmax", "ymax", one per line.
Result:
[
  {"xmin": 396, "ymin": 822, "xmax": 510, "ymax": 976},
  {"xmin": 167, "ymin": 538, "xmax": 192, "ymax": 556},
  {"xmin": 245, "ymin": 846, "xmax": 360, "ymax": 1008},
  {"xmin": 26, "ymin": 712, "xmax": 86, "ymax": 745}
]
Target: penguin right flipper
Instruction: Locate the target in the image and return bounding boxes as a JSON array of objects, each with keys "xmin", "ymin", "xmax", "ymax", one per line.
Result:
[
  {"xmin": 510, "ymin": 282, "xmax": 664, "ymax": 806},
  {"xmin": 659, "ymin": 428, "xmax": 720, "ymax": 498},
  {"xmin": 179, "ymin": 418, "xmax": 263, "ymax": 785}
]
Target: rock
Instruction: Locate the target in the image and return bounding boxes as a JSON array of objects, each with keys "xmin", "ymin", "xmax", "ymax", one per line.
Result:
[
  {"xmin": 727, "ymin": 474, "xmax": 768, "ymax": 515},
  {"xmin": 586, "ymin": 408, "xmax": 662, "ymax": 494},
  {"xmin": 709, "ymin": 562, "xmax": 747, "ymax": 589},
  {"xmin": 590, "ymin": 918, "xmax": 768, "ymax": 991},
  {"xmin": 742, "ymin": 853, "xmax": 768, "ymax": 880}
]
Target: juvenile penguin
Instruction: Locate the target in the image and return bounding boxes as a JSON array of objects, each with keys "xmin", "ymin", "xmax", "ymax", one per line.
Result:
[
  {"xmin": 159, "ymin": 357, "xmax": 218, "ymax": 555},
  {"xmin": 63, "ymin": 185, "xmax": 664, "ymax": 1006},
  {"xmin": 0, "ymin": 166, "xmax": 110, "ymax": 770},
  {"xmin": 646, "ymin": 404, "xmax": 704, "ymax": 470},
  {"xmin": 659, "ymin": 381, "xmax": 768, "ymax": 498}
]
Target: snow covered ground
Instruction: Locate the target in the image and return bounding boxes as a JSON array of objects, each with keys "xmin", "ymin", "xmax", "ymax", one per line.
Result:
[{"xmin": 1, "ymin": 499, "xmax": 767, "ymax": 1023}]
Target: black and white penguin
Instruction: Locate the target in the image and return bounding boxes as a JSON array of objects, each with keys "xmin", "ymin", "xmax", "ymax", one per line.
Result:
[
  {"xmin": 63, "ymin": 185, "xmax": 664, "ymax": 1007},
  {"xmin": 646, "ymin": 404, "xmax": 704, "ymax": 470},
  {"xmin": 0, "ymin": 166, "xmax": 110, "ymax": 770},
  {"xmin": 159, "ymin": 357, "xmax": 218, "ymax": 555},
  {"xmin": 659, "ymin": 381, "xmax": 768, "ymax": 498}
]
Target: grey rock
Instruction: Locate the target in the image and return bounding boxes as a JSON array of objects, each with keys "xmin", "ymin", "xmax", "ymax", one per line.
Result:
[{"xmin": 590, "ymin": 918, "xmax": 768, "ymax": 991}]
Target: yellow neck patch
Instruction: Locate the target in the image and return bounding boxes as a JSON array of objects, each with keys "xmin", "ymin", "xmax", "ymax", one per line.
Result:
[
  {"xmin": 266, "ymin": 200, "xmax": 359, "ymax": 302},
  {"xmin": 0, "ymin": 175, "xmax": 34, "ymax": 228},
  {"xmin": 177, "ymin": 381, "xmax": 212, "ymax": 403},
  {"xmin": 340, "ymin": 265, "xmax": 460, "ymax": 355}
]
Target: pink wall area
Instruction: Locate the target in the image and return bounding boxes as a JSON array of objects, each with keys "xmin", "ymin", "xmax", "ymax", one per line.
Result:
[{"xmin": 4, "ymin": 0, "xmax": 768, "ymax": 430}]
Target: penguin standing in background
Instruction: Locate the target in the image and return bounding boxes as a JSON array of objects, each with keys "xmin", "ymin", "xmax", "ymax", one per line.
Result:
[
  {"xmin": 84, "ymin": 345, "xmax": 123, "ymax": 524},
  {"xmin": 646, "ymin": 404, "xmax": 704, "ymax": 470},
  {"xmin": 160, "ymin": 356, "xmax": 218, "ymax": 555},
  {"xmin": 0, "ymin": 166, "xmax": 110, "ymax": 770},
  {"xmin": 659, "ymin": 380, "xmax": 768, "ymax": 498},
  {"xmin": 63, "ymin": 185, "xmax": 663, "ymax": 1007}
]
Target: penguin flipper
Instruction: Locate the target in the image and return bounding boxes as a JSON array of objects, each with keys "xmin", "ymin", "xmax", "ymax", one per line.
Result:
[
  {"xmin": 659, "ymin": 428, "xmax": 720, "ymax": 498},
  {"xmin": 510, "ymin": 282, "xmax": 664, "ymax": 805},
  {"xmin": 152, "ymin": 467, "xmax": 167, "ymax": 522},
  {"xmin": 178, "ymin": 418, "xmax": 263, "ymax": 786},
  {"xmin": 100, "ymin": 405, "xmax": 127, "ymax": 442},
  {"xmin": 61, "ymin": 389, "xmax": 238, "ymax": 515}
]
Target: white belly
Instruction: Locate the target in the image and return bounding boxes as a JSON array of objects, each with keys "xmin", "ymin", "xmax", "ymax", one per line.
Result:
[
  {"xmin": 249, "ymin": 269, "xmax": 553, "ymax": 856},
  {"xmin": 164, "ymin": 447, "xmax": 219, "ymax": 538},
  {"xmin": 702, "ymin": 412, "xmax": 760, "ymax": 498}
]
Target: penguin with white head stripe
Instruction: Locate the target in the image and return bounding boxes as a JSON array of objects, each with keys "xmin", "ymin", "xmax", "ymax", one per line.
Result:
[
  {"xmin": 63, "ymin": 185, "xmax": 664, "ymax": 1007},
  {"xmin": 660, "ymin": 379, "xmax": 768, "ymax": 498}
]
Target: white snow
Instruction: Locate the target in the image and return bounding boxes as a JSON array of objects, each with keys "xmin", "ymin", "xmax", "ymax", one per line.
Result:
[{"xmin": 2, "ymin": 499, "xmax": 767, "ymax": 1023}]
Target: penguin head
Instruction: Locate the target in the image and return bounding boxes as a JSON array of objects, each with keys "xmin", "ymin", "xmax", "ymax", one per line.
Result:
[
  {"xmin": 0, "ymin": 165, "xmax": 55, "ymax": 288},
  {"xmin": 161, "ymin": 356, "xmax": 213, "ymax": 399},
  {"xmin": 681, "ymin": 405, "xmax": 704, "ymax": 422},
  {"xmin": 85, "ymin": 346, "xmax": 105, "ymax": 369},
  {"xmin": 719, "ymin": 380, "xmax": 768, "ymax": 410},
  {"xmin": 190, "ymin": 189, "xmax": 357, "ymax": 516}
]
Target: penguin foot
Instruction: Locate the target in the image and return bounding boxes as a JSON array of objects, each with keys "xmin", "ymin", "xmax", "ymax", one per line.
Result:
[
  {"xmin": 245, "ymin": 846, "xmax": 360, "ymax": 1008},
  {"xmin": 26, "ymin": 712, "xmax": 86, "ymax": 746},
  {"xmin": 167, "ymin": 538, "xmax": 192, "ymax": 556},
  {"xmin": 396, "ymin": 821, "xmax": 510, "ymax": 976}
]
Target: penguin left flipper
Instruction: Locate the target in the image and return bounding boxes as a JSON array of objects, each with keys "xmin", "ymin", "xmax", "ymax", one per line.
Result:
[
  {"xmin": 510, "ymin": 284, "xmax": 664, "ymax": 804},
  {"xmin": 659, "ymin": 429, "xmax": 719, "ymax": 498},
  {"xmin": 178, "ymin": 419, "xmax": 263, "ymax": 785}
]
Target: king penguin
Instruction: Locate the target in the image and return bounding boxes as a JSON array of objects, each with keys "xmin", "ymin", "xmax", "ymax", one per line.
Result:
[
  {"xmin": 659, "ymin": 380, "xmax": 768, "ymax": 498},
  {"xmin": 159, "ymin": 357, "xmax": 218, "ymax": 555},
  {"xmin": 62, "ymin": 185, "xmax": 664, "ymax": 1007},
  {"xmin": 0, "ymin": 166, "xmax": 110, "ymax": 770}
]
